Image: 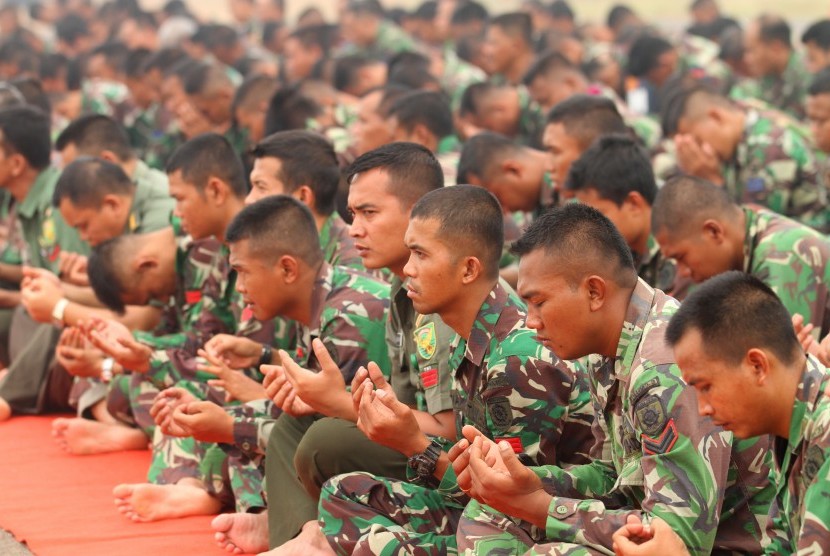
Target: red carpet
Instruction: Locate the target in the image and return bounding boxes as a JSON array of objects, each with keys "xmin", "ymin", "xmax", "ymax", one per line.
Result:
[{"xmin": 0, "ymin": 416, "xmax": 241, "ymax": 555}]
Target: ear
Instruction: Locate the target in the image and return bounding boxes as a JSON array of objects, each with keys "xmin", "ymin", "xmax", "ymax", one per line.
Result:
[
  {"xmin": 205, "ymin": 177, "xmax": 228, "ymax": 204},
  {"xmin": 460, "ymin": 256, "xmax": 483, "ymax": 285},
  {"xmin": 584, "ymin": 275, "xmax": 607, "ymax": 312},
  {"xmin": 701, "ymin": 218, "xmax": 726, "ymax": 243},
  {"xmin": 98, "ymin": 150, "xmax": 119, "ymax": 164},
  {"xmin": 134, "ymin": 253, "xmax": 159, "ymax": 274},
  {"xmin": 100, "ymin": 193, "xmax": 123, "ymax": 212},
  {"xmin": 744, "ymin": 347, "xmax": 771, "ymax": 386},
  {"xmin": 293, "ymin": 185, "xmax": 316, "ymax": 211},
  {"xmin": 500, "ymin": 158, "xmax": 522, "ymax": 179},
  {"xmin": 8, "ymin": 152, "xmax": 26, "ymax": 177},
  {"xmin": 411, "ymin": 123, "xmax": 435, "ymax": 149},
  {"xmin": 277, "ymin": 254, "xmax": 300, "ymax": 284}
]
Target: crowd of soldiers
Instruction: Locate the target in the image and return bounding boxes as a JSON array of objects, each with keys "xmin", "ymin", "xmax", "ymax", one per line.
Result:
[{"xmin": 0, "ymin": 0, "xmax": 829, "ymax": 553}]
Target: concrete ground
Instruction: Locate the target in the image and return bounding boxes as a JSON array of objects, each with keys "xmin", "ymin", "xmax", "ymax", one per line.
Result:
[{"xmin": 0, "ymin": 529, "xmax": 32, "ymax": 556}]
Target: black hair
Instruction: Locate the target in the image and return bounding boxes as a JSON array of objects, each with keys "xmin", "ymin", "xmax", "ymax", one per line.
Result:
[
  {"xmin": 333, "ymin": 54, "xmax": 383, "ymax": 94},
  {"xmin": 251, "ymin": 130, "xmax": 340, "ymax": 215},
  {"xmin": 546, "ymin": 94, "xmax": 628, "ymax": 149},
  {"xmin": 802, "ymin": 19, "xmax": 830, "ymax": 50},
  {"xmin": 607, "ymin": 5, "xmax": 636, "ymax": 31},
  {"xmin": 512, "ymin": 202, "xmax": 637, "ymax": 287},
  {"xmin": 345, "ymin": 0, "xmax": 385, "ymax": 18},
  {"xmin": 490, "ymin": 12, "xmax": 533, "ymax": 47},
  {"xmin": 666, "ymin": 271, "xmax": 802, "ymax": 366},
  {"xmin": 0, "ymin": 40, "xmax": 40, "ymax": 76},
  {"xmin": 387, "ymin": 91, "xmax": 453, "ymax": 140},
  {"xmin": 410, "ymin": 185, "xmax": 503, "ymax": 279},
  {"xmin": 452, "ymin": 2, "xmax": 488, "ymax": 25},
  {"xmin": 263, "ymin": 83, "xmax": 322, "ymax": 135},
  {"xmin": 55, "ymin": 114, "xmax": 133, "ymax": 161},
  {"xmin": 456, "ymin": 131, "xmax": 520, "ymax": 184},
  {"xmin": 0, "ymin": 105, "xmax": 51, "ymax": 170},
  {"xmin": 809, "ymin": 68, "xmax": 830, "ymax": 96},
  {"xmin": 165, "ymin": 133, "xmax": 248, "ymax": 198},
  {"xmin": 523, "ymin": 50, "xmax": 579, "ymax": 85},
  {"xmin": 226, "ymin": 195, "xmax": 322, "ymax": 266},
  {"xmin": 550, "ymin": 1, "xmax": 575, "ymax": 20},
  {"xmin": 566, "ymin": 134, "xmax": 657, "ymax": 205},
  {"xmin": 233, "ymin": 74, "xmax": 278, "ymax": 113},
  {"xmin": 89, "ymin": 42, "xmax": 130, "ymax": 75},
  {"xmin": 651, "ymin": 174, "xmax": 734, "ymax": 238},
  {"xmin": 757, "ymin": 15, "xmax": 792, "ymax": 48},
  {"xmin": 124, "ymin": 48, "xmax": 153, "ymax": 78},
  {"xmin": 56, "ymin": 13, "xmax": 90, "ymax": 47},
  {"xmin": 181, "ymin": 61, "xmax": 232, "ymax": 96},
  {"xmin": 142, "ymin": 48, "xmax": 189, "ymax": 75},
  {"xmin": 346, "ymin": 142, "xmax": 444, "ymax": 208},
  {"xmin": 626, "ymin": 35, "xmax": 674, "ymax": 78},
  {"xmin": 88, "ymin": 235, "xmax": 133, "ymax": 313},
  {"xmin": 9, "ymin": 77, "xmax": 50, "ymax": 115},
  {"xmin": 287, "ymin": 24, "xmax": 337, "ymax": 55},
  {"xmin": 53, "ymin": 156, "xmax": 135, "ymax": 208}
]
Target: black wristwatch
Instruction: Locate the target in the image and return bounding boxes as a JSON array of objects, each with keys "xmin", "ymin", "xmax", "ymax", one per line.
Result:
[
  {"xmin": 259, "ymin": 344, "xmax": 273, "ymax": 367},
  {"xmin": 407, "ymin": 438, "xmax": 443, "ymax": 481}
]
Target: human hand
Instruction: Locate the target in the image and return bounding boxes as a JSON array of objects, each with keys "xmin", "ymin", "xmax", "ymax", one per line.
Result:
[
  {"xmin": 261, "ymin": 364, "xmax": 317, "ymax": 417},
  {"xmin": 167, "ymin": 400, "xmax": 235, "ymax": 443},
  {"xmin": 279, "ymin": 339, "xmax": 352, "ymax": 419},
  {"xmin": 83, "ymin": 318, "xmax": 152, "ymax": 373},
  {"xmin": 55, "ymin": 327, "xmax": 106, "ymax": 378},
  {"xmin": 356, "ymin": 378, "xmax": 428, "ymax": 457},
  {"xmin": 612, "ymin": 516, "xmax": 689, "ymax": 556},
  {"xmin": 674, "ymin": 134, "xmax": 722, "ymax": 184},
  {"xmin": 349, "ymin": 361, "xmax": 391, "ymax": 417},
  {"xmin": 203, "ymin": 334, "xmax": 263, "ymax": 369},
  {"xmin": 20, "ymin": 276, "xmax": 64, "ymax": 323},
  {"xmin": 58, "ymin": 252, "xmax": 89, "ymax": 286},
  {"xmin": 151, "ymin": 387, "xmax": 197, "ymax": 431},
  {"xmin": 197, "ymin": 348, "xmax": 267, "ymax": 403}
]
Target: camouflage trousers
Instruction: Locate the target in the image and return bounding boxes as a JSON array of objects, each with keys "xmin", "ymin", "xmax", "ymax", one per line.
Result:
[
  {"xmin": 106, "ymin": 372, "xmax": 160, "ymax": 438},
  {"xmin": 457, "ymin": 500, "xmax": 606, "ymax": 555},
  {"xmin": 266, "ymin": 415, "xmax": 408, "ymax": 548},
  {"xmin": 318, "ymin": 472, "xmax": 465, "ymax": 555}
]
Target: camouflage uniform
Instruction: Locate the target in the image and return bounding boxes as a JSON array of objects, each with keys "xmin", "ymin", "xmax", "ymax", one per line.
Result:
[
  {"xmin": 730, "ymin": 53, "xmax": 811, "ymax": 120},
  {"xmin": 634, "ymin": 235, "xmax": 683, "ymax": 299},
  {"xmin": 456, "ymin": 279, "xmax": 776, "ymax": 555},
  {"xmin": 586, "ymin": 83, "xmax": 662, "ymax": 150},
  {"xmin": 122, "ymin": 103, "xmax": 180, "ymax": 171},
  {"xmin": 319, "ymin": 212, "xmax": 363, "ymax": 270},
  {"xmin": 318, "ymin": 280, "xmax": 595, "ymax": 555},
  {"xmin": 722, "ymin": 106, "xmax": 830, "ymax": 232},
  {"xmin": 766, "ymin": 354, "xmax": 830, "ymax": 553},
  {"xmin": 437, "ymin": 135, "xmax": 461, "ymax": 187},
  {"xmin": 51, "ymin": 79, "xmax": 132, "ymax": 138},
  {"xmin": 337, "ymin": 20, "xmax": 420, "ymax": 59},
  {"xmin": 742, "ymin": 205, "xmax": 830, "ymax": 338},
  {"xmin": 517, "ymin": 87, "xmax": 545, "ymax": 149},
  {"xmin": 440, "ymin": 47, "xmax": 487, "ymax": 110}
]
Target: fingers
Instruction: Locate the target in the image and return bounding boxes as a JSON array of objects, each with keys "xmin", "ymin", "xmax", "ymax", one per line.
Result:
[
  {"xmin": 278, "ymin": 349, "xmax": 303, "ymax": 385},
  {"xmin": 350, "ymin": 366, "xmax": 368, "ymax": 393},
  {"xmin": 366, "ymin": 361, "xmax": 390, "ymax": 391},
  {"xmin": 462, "ymin": 424, "xmax": 485, "ymax": 443},
  {"xmin": 311, "ymin": 338, "xmax": 338, "ymax": 374}
]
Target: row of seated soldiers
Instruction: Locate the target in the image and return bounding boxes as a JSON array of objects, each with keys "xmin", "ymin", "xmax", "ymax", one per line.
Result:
[{"xmin": 0, "ymin": 83, "xmax": 828, "ymax": 554}]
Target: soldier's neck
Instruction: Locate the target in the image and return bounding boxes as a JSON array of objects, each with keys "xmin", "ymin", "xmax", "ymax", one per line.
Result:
[
  {"xmin": 7, "ymin": 167, "xmax": 41, "ymax": 203},
  {"xmin": 442, "ymin": 279, "xmax": 498, "ymax": 341}
]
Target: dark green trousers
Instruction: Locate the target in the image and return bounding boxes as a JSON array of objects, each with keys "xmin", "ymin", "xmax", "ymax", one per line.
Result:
[{"xmin": 265, "ymin": 415, "xmax": 408, "ymax": 548}]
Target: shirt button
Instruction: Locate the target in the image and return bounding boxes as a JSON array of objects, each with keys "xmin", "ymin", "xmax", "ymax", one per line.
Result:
[
  {"xmin": 556, "ymin": 505, "xmax": 568, "ymax": 515},
  {"xmin": 242, "ymin": 442, "xmax": 250, "ymax": 451}
]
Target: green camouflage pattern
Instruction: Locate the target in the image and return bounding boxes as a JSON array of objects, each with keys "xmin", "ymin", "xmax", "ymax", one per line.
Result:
[
  {"xmin": 730, "ymin": 53, "xmax": 810, "ymax": 119},
  {"xmin": 336, "ymin": 20, "xmax": 420, "ymax": 59},
  {"xmin": 319, "ymin": 212, "xmax": 364, "ymax": 271},
  {"xmin": 587, "ymin": 83, "xmax": 662, "ymax": 150},
  {"xmin": 742, "ymin": 205, "xmax": 830, "ymax": 338},
  {"xmin": 766, "ymin": 354, "xmax": 830, "ymax": 553},
  {"xmin": 635, "ymin": 235, "xmax": 679, "ymax": 296},
  {"xmin": 319, "ymin": 280, "xmax": 595, "ymax": 555},
  {"xmin": 457, "ymin": 279, "xmax": 776, "ymax": 555},
  {"xmin": 440, "ymin": 47, "xmax": 487, "ymax": 110},
  {"xmin": 123, "ymin": 103, "xmax": 181, "ymax": 171}
]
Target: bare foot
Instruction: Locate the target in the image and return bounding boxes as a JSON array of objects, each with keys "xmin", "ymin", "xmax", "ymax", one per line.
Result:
[
  {"xmin": 0, "ymin": 397, "xmax": 10, "ymax": 422},
  {"xmin": 51, "ymin": 418, "xmax": 148, "ymax": 455},
  {"xmin": 258, "ymin": 521, "xmax": 335, "ymax": 556},
  {"xmin": 113, "ymin": 482, "xmax": 222, "ymax": 522},
  {"xmin": 212, "ymin": 512, "xmax": 269, "ymax": 554}
]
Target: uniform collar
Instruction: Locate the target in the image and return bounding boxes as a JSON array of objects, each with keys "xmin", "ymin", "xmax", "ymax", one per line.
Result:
[{"xmin": 613, "ymin": 279, "xmax": 656, "ymax": 383}]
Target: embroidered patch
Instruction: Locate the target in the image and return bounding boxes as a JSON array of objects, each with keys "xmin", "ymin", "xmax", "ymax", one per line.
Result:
[
  {"xmin": 185, "ymin": 290, "xmax": 202, "ymax": 305},
  {"xmin": 804, "ymin": 445, "xmax": 824, "ymax": 482},
  {"xmin": 414, "ymin": 322, "xmax": 437, "ymax": 360},
  {"xmin": 487, "ymin": 396, "xmax": 513, "ymax": 432},
  {"xmin": 495, "ymin": 436, "xmax": 524, "ymax": 454},
  {"xmin": 420, "ymin": 367, "xmax": 438, "ymax": 389},
  {"xmin": 635, "ymin": 394, "xmax": 668, "ymax": 437},
  {"xmin": 630, "ymin": 378, "xmax": 660, "ymax": 406},
  {"xmin": 642, "ymin": 418, "xmax": 678, "ymax": 455},
  {"xmin": 464, "ymin": 395, "xmax": 488, "ymax": 432}
]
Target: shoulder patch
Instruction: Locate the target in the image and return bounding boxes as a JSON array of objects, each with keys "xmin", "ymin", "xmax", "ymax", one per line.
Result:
[
  {"xmin": 804, "ymin": 444, "xmax": 825, "ymax": 483},
  {"xmin": 635, "ymin": 394, "xmax": 668, "ymax": 437},
  {"xmin": 641, "ymin": 418, "xmax": 678, "ymax": 455},
  {"xmin": 414, "ymin": 322, "xmax": 437, "ymax": 360},
  {"xmin": 631, "ymin": 378, "xmax": 660, "ymax": 406},
  {"xmin": 487, "ymin": 396, "xmax": 513, "ymax": 433}
]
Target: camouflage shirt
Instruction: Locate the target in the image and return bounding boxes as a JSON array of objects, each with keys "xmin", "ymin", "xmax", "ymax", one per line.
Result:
[
  {"xmin": 520, "ymin": 280, "xmax": 775, "ymax": 554},
  {"xmin": 634, "ymin": 235, "xmax": 679, "ymax": 297},
  {"xmin": 722, "ymin": 107, "xmax": 830, "ymax": 232},
  {"xmin": 730, "ymin": 53, "xmax": 811, "ymax": 120},
  {"xmin": 319, "ymin": 212, "xmax": 363, "ymax": 271},
  {"xmin": 431, "ymin": 280, "xmax": 594, "ymax": 497},
  {"xmin": 123, "ymin": 103, "xmax": 179, "ymax": 171},
  {"xmin": 232, "ymin": 263, "xmax": 391, "ymax": 456},
  {"xmin": 336, "ymin": 20, "xmax": 420, "ymax": 59},
  {"xmin": 742, "ymin": 205, "xmax": 830, "ymax": 338},
  {"xmin": 586, "ymin": 83, "xmax": 663, "ymax": 150},
  {"xmin": 767, "ymin": 355, "xmax": 830, "ymax": 553}
]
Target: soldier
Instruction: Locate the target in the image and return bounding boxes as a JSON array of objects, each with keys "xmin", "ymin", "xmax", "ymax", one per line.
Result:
[
  {"xmin": 458, "ymin": 81, "xmax": 545, "ymax": 148},
  {"xmin": 385, "ymin": 90, "xmax": 459, "ymax": 185},
  {"xmin": 246, "ymin": 130, "xmax": 362, "ymax": 270},
  {"xmin": 349, "ymin": 85, "xmax": 408, "ymax": 157},
  {"xmin": 652, "ymin": 175, "xmax": 830, "ymax": 338},
  {"xmin": 481, "ymin": 12, "xmax": 535, "ymax": 85},
  {"xmin": 565, "ymin": 134, "xmax": 684, "ymax": 297},
  {"xmin": 231, "ymin": 75, "xmax": 279, "ymax": 146},
  {"xmin": 110, "ymin": 195, "xmax": 391, "ymax": 525},
  {"xmin": 801, "ymin": 19, "xmax": 830, "ymax": 74},
  {"xmin": 807, "ymin": 69, "xmax": 830, "ymax": 157},
  {"xmin": 663, "ymin": 85, "xmax": 830, "ymax": 232},
  {"xmin": 450, "ymin": 203, "xmax": 775, "ymax": 554},
  {"xmin": 315, "ymin": 186, "xmax": 594, "ymax": 555},
  {"xmin": 282, "ymin": 24, "xmax": 334, "ymax": 84},
  {"xmin": 730, "ymin": 14, "xmax": 810, "ymax": 119},
  {"xmin": 615, "ymin": 272, "xmax": 830, "ymax": 554},
  {"xmin": 337, "ymin": 1, "xmax": 419, "ymax": 60}
]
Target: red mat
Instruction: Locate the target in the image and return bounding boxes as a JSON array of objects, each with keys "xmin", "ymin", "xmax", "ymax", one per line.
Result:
[{"xmin": 0, "ymin": 416, "xmax": 240, "ymax": 555}]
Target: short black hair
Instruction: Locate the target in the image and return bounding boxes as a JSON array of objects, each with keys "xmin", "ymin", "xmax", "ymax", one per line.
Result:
[
  {"xmin": 523, "ymin": 50, "xmax": 579, "ymax": 86},
  {"xmin": 233, "ymin": 74, "xmax": 278, "ymax": 113},
  {"xmin": 0, "ymin": 106, "xmax": 51, "ymax": 170},
  {"xmin": 566, "ymin": 134, "xmax": 657, "ymax": 205},
  {"xmin": 346, "ymin": 142, "xmax": 444, "ymax": 208},
  {"xmin": 263, "ymin": 83, "xmax": 322, "ymax": 135},
  {"xmin": 512, "ymin": 202, "xmax": 638, "ymax": 288},
  {"xmin": 490, "ymin": 12, "xmax": 533, "ymax": 47},
  {"xmin": 88, "ymin": 233, "xmax": 143, "ymax": 313},
  {"xmin": 626, "ymin": 35, "xmax": 674, "ymax": 78},
  {"xmin": 55, "ymin": 114, "xmax": 133, "ymax": 161},
  {"xmin": 607, "ymin": 4, "xmax": 636, "ymax": 31},
  {"xmin": 345, "ymin": 0, "xmax": 385, "ymax": 18},
  {"xmin": 0, "ymin": 40, "xmax": 40, "ymax": 76},
  {"xmin": 802, "ymin": 19, "xmax": 830, "ymax": 50},
  {"xmin": 53, "ymin": 157, "xmax": 135, "ymax": 208},
  {"xmin": 546, "ymin": 94, "xmax": 628, "ymax": 150},
  {"xmin": 182, "ymin": 61, "xmax": 233, "ymax": 96},
  {"xmin": 651, "ymin": 174, "xmax": 734, "ymax": 238},
  {"xmin": 452, "ymin": 2, "xmax": 488, "ymax": 25},
  {"xmin": 165, "ymin": 133, "xmax": 248, "ymax": 198},
  {"xmin": 410, "ymin": 185, "xmax": 503, "ymax": 279},
  {"xmin": 666, "ymin": 271, "xmax": 802, "ymax": 366},
  {"xmin": 9, "ymin": 77, "xmax": 50, "ymax": 115},
  {"xmin": 89, "ymin": 41, "xmax": 130, "ymax": 75},
  {"xmin": 757, "ymin": 14, "xmax": 792, "ymax": 48},
  {"xmin": 549, "ymin": 1, "xmax": 575, "ymax": 20},
  {"xmin": 288, "ymin": 24, "xmax": 337, "ymax": 55},
  {"xmin": 456, "ymin": 131, "xmax": 521, "ymax": 184},
  {"xmin": 387, "ymin": 91, "xmax": 454, "ymax": 141},
  {"xmin": 659, "ymin": 83, "xmax": 729, "ymax": 137},
  {"xmin": 226, "ymin": 195, "xmax": 322, "ymax": 267},
  {"xmin": 142, "ymin": 48, "xmax": 189, "ymax": 75},
  {"xmin": 333, "ymin": 54, "xmax": 383, "ymax": 94},
  {"xmin": 124, "ymin": 48, "xmax": 153, "ymax": 79},
  {"xmin": 251, "ymin": 131, "xmax": 340, "ymax": 215},
  {"xmin": 809, "ymin": 68, "xmax": 830, "ymax": 96},
  {"xmin": 56, "ymin": 13, "xmax": 90, "ymax": 46}
]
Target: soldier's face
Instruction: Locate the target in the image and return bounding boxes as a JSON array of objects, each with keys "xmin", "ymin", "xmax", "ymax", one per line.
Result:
[
  {"xmin": 573, "ymin": 189, "xmax": 643, "ymax": 254},
  {"xmin": 351, "ymin": 91, "xmax": 393, "ymax": 157},
  {"xmin": 807, "ymin": 93, "xmax": 830, "ymax": 154},
  {"xmin": 402, "ymin": 217, "xmax": 463, "ymax": 316},
  {"xmin": 543, "ymin": 123, "xmax": 583, "ymax": 194},
  {"xmin": 168, "ymin": 170, "xmax": 216, "ymax": 241},
  {"xmin": 247, "ymin": 157, "xmax": 288, "ymax": 205},
  {"xmin": 673, "ymin": 328, "xmax": 770, "ymax": 439},
  {"xmin": 654, "ymin": 226, "xmax": 738, "ymax": 283},
  {"xmin": 230, "ymin": 239, "xmax": 283, "ymax": 320},
  {"xmin": 283, "ymin": 37, "xmax": 320, "ymax": 83},
  {"xmin": 58, "ymin": 197, "xmax": 124, "ymax": 247},
  {"xmin": 348, "ymin": 169, "xmax": 411, "ymax": 276},
  {"xmin": 517, "ymin": 249, "xmax": 596, "ymax": 360},
  {"xmin": 742, "ymin": 23, "xmax": 775, "ymax": 78},
  {"xmin": 482, "ymin": 26, "xmax": 514, "ymax": 76},
  {"xmin": 805, "ymin": 42, "xmax": 830, "ymax": 74}
]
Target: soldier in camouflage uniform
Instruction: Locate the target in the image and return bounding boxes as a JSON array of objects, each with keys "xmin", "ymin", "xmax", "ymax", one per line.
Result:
[
  {"xmin": 616, "ymin": 272, "xmax": 830, "ymax": 554},
  {"xmin": 316, "ymin": 186, "xmax": 594, "ymax": 556},
  {"xmin": 337, "ymin": 3, "xmax": 419, "ymax": 59},
  {"xmin": 653, "ymin": 175, "xmax": 830, "ymax": 339},
  {"xmin": 664, "ymin": 86, "xmax": 830, "ymax": 232},
  {"xmin": 450, "ymin": 203, "xmax": 775, "ymax": 555},
  {"xmin": 565, "ymin": 135, "xmax": 684, "ymax": 298},
  {"xmin": 51, "ymin": 78, "xmax": 132, "ymax": 138},
  {"xmin": 729, "ymin": 15, "xmax": 811, "ymax": 119},
  {"xmin": 458, "ymin": 82, "xmax": 545, "ymax": 149}
]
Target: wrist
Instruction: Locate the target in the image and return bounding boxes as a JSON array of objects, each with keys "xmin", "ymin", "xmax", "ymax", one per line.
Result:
[
  {"xmin": 258, "ymin": 343, "xmax": 273, "ymax": 367},
  {"xmin": 402, "ymin": 433, "xmax": 432, "ymax": 458},
  {"xmin": 51, "ymin": 298, "xmax": 69, "ymax": 327},
  {"xmin": 100, "ymin": 357, "xmax": 115, "ymax": 383},
  {"xmin": 525, "ymin": 489, "xmax": 554, "ymax": 530}
]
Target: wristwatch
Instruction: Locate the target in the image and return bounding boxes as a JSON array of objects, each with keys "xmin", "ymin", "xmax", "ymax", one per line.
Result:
[
  {"xmin": 259, "ymin": 344, "xmax": 273, "ymax": 367},
  {"xmin": 407, "ymin": 438, "xmax": 443, "ymax": 481},
  {"xmin": 100, "ymin": 357, "xmax": 115, "ymax": 383},
  {"xmin": 52, "ymin": 298, "xmax": 69, "ymax": 327}
]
